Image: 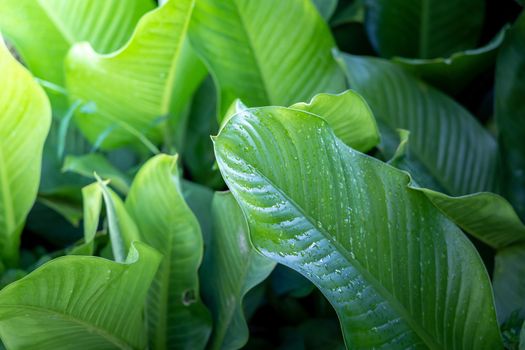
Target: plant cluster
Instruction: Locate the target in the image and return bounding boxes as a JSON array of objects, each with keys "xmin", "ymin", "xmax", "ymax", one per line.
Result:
[{"xmin": 0, "ymin": 0, "xmax": 524, "ymax": 349}]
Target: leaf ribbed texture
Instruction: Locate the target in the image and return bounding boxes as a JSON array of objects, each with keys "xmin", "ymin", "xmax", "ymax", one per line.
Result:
[
  {"xmin": 214, "ymin": 107, "xmax": 502, "ymax": 349},
  {"xmin": 125, "ymin": 155, "xmax": 211, "ymax": 350},
  {"xmin": 0, "ymin": 242, "xmax": 161, "ymax": 350},
  {"xmin": 189, "ymin": 0, "xmax": 346, "ymax": 117}
]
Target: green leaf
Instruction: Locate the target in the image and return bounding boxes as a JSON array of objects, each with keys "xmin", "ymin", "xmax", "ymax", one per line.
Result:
[
  {"xmin": 125, "ymin": 154, "xmax": 211, "ymax": 350},
  {"xmin": 290, "ymin": 90, "xmax": 380, "ymax": 153},
  {"xmin": 389, "ymin": 131, "xmax": 525, "ymax": 250},
  {"xmin": 0, "ymin": 241, "xmax": 161, "ymax": 350},
  {"xmin": 213, "ymin": 106, "xmax": 502, "ymax": 348},
  {"xmin": 312, "ymin": 0, "xmax": 338, "ymax": 21},
  {"xmin": 37, "ymin": 187, "xmax": 83, "ymax": 227},
  {"xmin": 394, "ymin": 27, "xmax": 508, "ymax": 94},
  {"xmin": 496, "ymin": 12, "xmax": 525, "ymax": 220},
  {"xmin": 202, "ymin": 192, "xmax": 275, "ymax": 350},
  {"xmin": 63, "ymin": 153, "xmax": 131, "ymax": 194},
  {"xmin": 97, "ymin": 177, "xmax": 140, "ymax": 263},
  {"xmin": 189, "ymin": 0, "xmax": 346, "ymax": 117},
  {"xmin": 365, "ymin": 0, "xmax": 485, "ymax": 58},
  {"xmin": 493, "ymin": 245, "xmax": 525, "ymax": 323},
  {"xmin": 0, "ymin": 37, "xmax": 51, "ymax": 266},
  {"xmin": 0, "ymin": 0, "xmax": 154, "ymax": 85},
  {"xmin": 331, "ymin": 0, "xmax": 365, "ymax": 26},
  {"xmin": 66, "ymin": 0, "xmax": 206, "ymax": 149},
  {"xmin": 337, "ymin": 53, "xmax": 499, "ymax": 195}
]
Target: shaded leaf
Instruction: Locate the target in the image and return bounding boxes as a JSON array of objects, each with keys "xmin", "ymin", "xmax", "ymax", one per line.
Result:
[
  {"xmin": 213, "ymin": 106, "xmax": 502, "ymax": 348},
  {"xmin": 337, "ymin": 53, "xmax": 499, "ymax": 195},
  {"xmin": 312, "ymin": 0, "xmax": 338, "ymax": 21},
  {"xmin": 493, "ymin": 245, "xmax": 525, "ymax": 323},
  {"xmin": 189, "ymin": 0, "xmax": 346, "ymax": 117},
  {"xmin": 0, "ymin": 242, "xmax": 161, "ymax": 350},
  {"xmin": 394, "ymin": 27, "xmax": 508, "ymax": 94},
  {"xmin": 202, "ymin": 192, "xmax": 275, "ymax": 350},
  {"xmin": 496, "ymin": 12, "xmax": 525, "ymax": 220},
  {"xmin": 365, "ymin": 0, "xmax": 485, "ymax": 58}
]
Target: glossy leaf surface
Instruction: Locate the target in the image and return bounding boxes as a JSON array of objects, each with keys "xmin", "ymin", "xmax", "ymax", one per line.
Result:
[{"xmin": 214, "ymin": 106, "xmax": 501, "ymax": 349}]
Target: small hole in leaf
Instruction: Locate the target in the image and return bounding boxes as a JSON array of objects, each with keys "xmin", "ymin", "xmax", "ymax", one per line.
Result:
[{"xmin": 182, "ymin": 289, "xmax": 196, "ymax": 306}]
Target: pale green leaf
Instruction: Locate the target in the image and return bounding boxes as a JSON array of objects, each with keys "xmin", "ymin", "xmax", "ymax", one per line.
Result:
[
  {"xmin": 0, "ymin": 37, "xmax": 51, "ymax": 266},
  {"xmin": 214, "ymin": 106, "xmax": 502, "ymax": 348},
  {"xmin": 0, "ymin": 0, "xmax": 154, "ymax": 85},
  {"xmin": 291, "ymin": 90, "xmax": 380, "ymax": 152},
  {"xmin": 0, "ymin": 241, "xmax": 161, "ymax": 350},
  {"xmin": 365, "ymin": 0, "xmax": 485, "ymax": 58},
  {"xmin": 312, "ymin": 0, "xmax": 338, "ymax": 21},
  {"xmin": 66, "ymin": 0, "xmax": 206, "ymax": 149},
  {"xmin": 189, "ymin": 0, "xmax": 346, "ymax": 117},
  {"xmin": 202, "ymin": 192, "xmax": 275, "ymax": 350},
  {"xmin": 125, "ymin": 154, "xmax": 211, "ymax": 350}
]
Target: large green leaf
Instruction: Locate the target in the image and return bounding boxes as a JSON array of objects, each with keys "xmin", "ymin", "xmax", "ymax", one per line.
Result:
[
  {"xmin": 290, "ymin": 90, "xmax": 380, "ymax": 153},
  {"xmin": 393, "ymin": 27, "xmax": 508, "ymax": 94},
  {"xmin": 0, "ymin": 0, "xmax": 154, "ymax": 85},
  {"xmin": 496, "ymin": 12, "xmax": 525, "ymax": 220},
  {"xmin": 189, "ymin": 0, "xmax": 346, "ymax": 117},
  {"xmin": 213, "ymin": 106, "xmax": 502, "ymax": 348},
  {"xmin": 201, "ymin": 192, "xmax": 275, "ymax": 350},
  {"xmin": 0, "ymin": 241, "xmax": 161, "ymax": 349},
  {"xmin": 337, "ymin": 53, "xmax": 498, "ymax": 195},
  {"xmin": 365, "ymin": 0, "xmax": 485, "ymax": 58},
  {"xmin": 66, "ymin": 0, "xmax": 206, "ymax": 149},
  {"xmin": 0, "ymin": 37, "xmax": 51, "ymax": 266},
  {"xmin": 125, "ymin": 154, "xmax": 211, "ymax": 350}
]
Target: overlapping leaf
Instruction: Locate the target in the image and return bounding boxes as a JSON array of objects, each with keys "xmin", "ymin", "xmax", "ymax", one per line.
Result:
[
  {"xmin": 0, "ymin": 0, "xmax": 154, "ymax": 85},
  {"xmin": 66, "ymin": 0, "xmax": 206, "ymax": 148},
  {"xmin": 0, "ymin": 37, "xmax": 51, "ymax": 266},
  {"xmin": 0, "ymin": 242, "xmax": 161, "ymax": 349},
  {"xmin": 365, "ymin": 0, "xmax": 485, "ymax": 58},
  {"xmin": 201, "ymin": 192, "xmax": 275, "ymax": 350},
  {"xmin": 189, "ymin": 0, "xmax": 346, "ymax": 117},
  {"xmin": 125, "ymin": 154, "xmax": 211, "ymax": 350},
  {"xmin": 214, "ymin": 106, "xmax": 501, "ymax": 348}
]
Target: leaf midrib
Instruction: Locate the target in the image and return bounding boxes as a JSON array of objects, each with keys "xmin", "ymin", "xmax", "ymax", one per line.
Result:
[
  {"xmin": 0, "ymin": 304, "xmax": 134, "ymax": 349},
  {"xmin": 234, "ymin": 146, "xmax": 441, "ymax": 349}
]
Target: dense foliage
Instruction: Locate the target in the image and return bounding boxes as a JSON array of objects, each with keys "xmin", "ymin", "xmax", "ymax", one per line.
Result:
[{"xmin": 0, "ymin": 0, "xmax": 524, "ymax": 349}]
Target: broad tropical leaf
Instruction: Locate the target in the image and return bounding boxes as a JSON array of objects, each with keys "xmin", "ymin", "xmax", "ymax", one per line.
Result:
[
  {"xmin": 496, "ymin": 12, "xmax": 525, "ymax": 220},
  {"xmin": 337, "ymin": 53, "xmax": 499, "ymax": 195},
  {"xmin": 0, "ymin": 37, "xmax": 51, "ymax": 266},
  {"xmin": 394, "ymin": 27, "xmax": 508, "ymax": 94},
  {"xmin": 493, "ymin": 245, "xmax": 525, "ymax": 323},
  {"xmin": 365, "ymin": 0, "xmax": 485, "ymax": 58},
  {"xmin": 201, "ymin": 192, "xmax": 275, "ymax": 350},
  {"xmin": 66, "ymin": 0, "xmax": 206, "ymax": 149},
  {"xmin": 125, "ymin": 154, "xmax": 212, "ymax": 350},
  {"xmin": 0, "ymin": 0, "xmax": 154, "ymax": 85},
  {"xmin": 189, "ymin": 0, "xmax": 346, "ymax": 117},
  {"xmin": 0, "ymin": 242, "xmax": 161, "ymax": 349},
  {"xmin": 213, "ymin": 106, "xmax": 502, "ymax": 348},
  {"xmin": 290, "ymin": 90, "xmax": 380, "ymax": 153}
]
